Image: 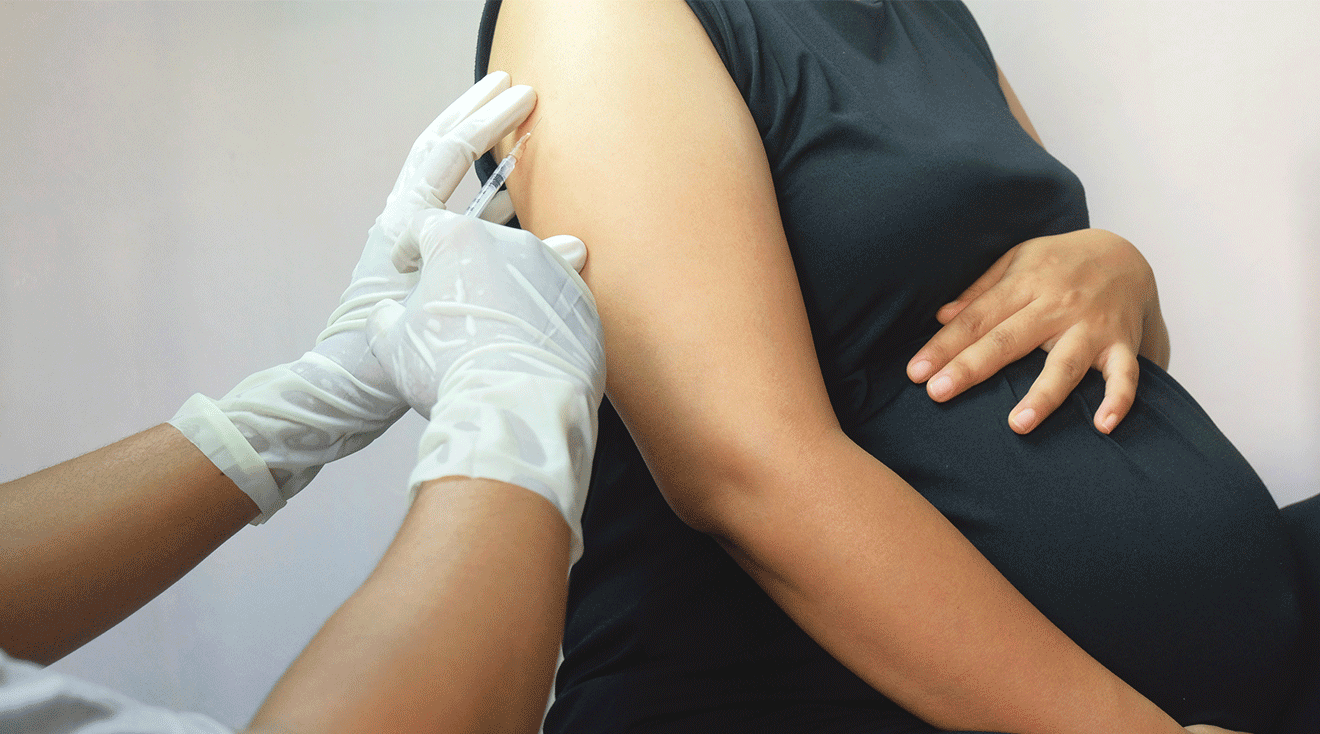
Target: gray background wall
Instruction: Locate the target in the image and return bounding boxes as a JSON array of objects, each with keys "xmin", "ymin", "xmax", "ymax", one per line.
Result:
[{"xmin": 2, "ymin": 1, "xmax": 1316, "ymax": 728}]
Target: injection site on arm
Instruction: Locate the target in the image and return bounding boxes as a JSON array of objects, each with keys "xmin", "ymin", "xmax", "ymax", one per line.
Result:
[{"xmin": 465, "ymin": 127, "xmax": 534, "ymax": 219}]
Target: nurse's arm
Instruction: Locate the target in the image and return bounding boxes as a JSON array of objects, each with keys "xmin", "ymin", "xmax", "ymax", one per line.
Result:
[
  {"xmin": 490, "ymin": 1, "xmax": 1185, "ymax": 734},
  {"xmin": 0, "ymin": 424, "xmax": 257, "ymax": 665},
  {"xmin": 0, "ymin": 424, "xmax": 566, "ymax": 734},
  {"xmin": 247, "ymin": 476, "xmax": 567, "ymax": 734}
]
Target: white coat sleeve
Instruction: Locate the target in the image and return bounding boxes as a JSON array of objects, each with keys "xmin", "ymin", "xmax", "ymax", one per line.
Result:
[{"xmin": 0, "ymin": 649, "xmax": 234, "ymax": 734}]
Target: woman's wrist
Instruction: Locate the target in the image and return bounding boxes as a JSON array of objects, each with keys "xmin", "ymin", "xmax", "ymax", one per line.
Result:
[{"xmin": 1140, "ymin": 298, "xmax": 1172, "ymax": 369}]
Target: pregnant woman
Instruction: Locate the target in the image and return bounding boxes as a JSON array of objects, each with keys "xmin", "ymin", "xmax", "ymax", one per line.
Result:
[{"xmin": 477, "ymin": 1, "xmax": 1318, "ymax": 732}]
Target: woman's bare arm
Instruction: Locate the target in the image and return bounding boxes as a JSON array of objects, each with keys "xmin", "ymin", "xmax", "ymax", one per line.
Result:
[
  {"xmin": 999, "ymin": 65, "xmax": 1045, "ymax": 148},
  {"xmin": 490, "ymin": 2, "xmax": 1184, "ymax": 733}
]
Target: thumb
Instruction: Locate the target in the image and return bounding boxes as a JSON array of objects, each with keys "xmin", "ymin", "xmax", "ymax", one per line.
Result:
[
  {"xmin": 393, "ymin": 208, "xmax": 463, "ymax": 274},
  {"xmin": 543, "ymin": 234, "xmax": 587, "ymax": 272},
  {"xmin": 391, "ymin": 220, "xmax": 423, "ymax": 274}
]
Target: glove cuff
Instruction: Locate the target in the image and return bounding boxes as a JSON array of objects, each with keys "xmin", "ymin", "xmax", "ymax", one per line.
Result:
[
  {"xmin": 409, "ymin": 370, "xmax": 597, "ymax": 564},
  {"xmin": 171, "ymin": 345, "xmax": 406, "ymax": 524},
  {"xmin": 169, "ymin": 393, "xmax": 285, "ymax": 524},
  {"xmin": 215, "ymin": 351, "xmax": 406, "ymax": 502}
]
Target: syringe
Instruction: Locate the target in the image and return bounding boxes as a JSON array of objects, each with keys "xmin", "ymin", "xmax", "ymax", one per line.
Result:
[{"xmin": 464, "ymin": 129, "xmax": 533, "ymax": 219}]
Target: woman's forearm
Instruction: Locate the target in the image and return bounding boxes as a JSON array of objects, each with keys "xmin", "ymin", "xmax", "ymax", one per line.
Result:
[
  {"xmin": 0, "ymin": 424, "xmax": 258, "ymax": 664},
  {"xmin": 248, "ymin": 477, "xmax": 569, "ymax": 734},
  {"xmin": 705, "ymin": 431, "xmax": 1184, "ymax": 734}
]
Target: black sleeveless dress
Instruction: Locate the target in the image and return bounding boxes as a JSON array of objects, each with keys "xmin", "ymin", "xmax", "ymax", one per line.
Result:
[{"xmin": 475, "ymin": 2, "xmax": 1315, "ymax": 732}]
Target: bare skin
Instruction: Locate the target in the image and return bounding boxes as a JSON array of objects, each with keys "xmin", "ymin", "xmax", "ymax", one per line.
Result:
[
  {"xmin": 487, "ymin": 1, "xmax": 1191, "ymax": 732},
  {"xmin": 1, "ymin": 425, "xmax": 568, "ymax": 734},
  {"xmin": 248, "ymin": 475, "xmax": 568, "ymax": 734},
  {"xmin": 0, "ymin": 424, "xmax": 256, "ymax": 664},
  {"xmin": 910, "ymin": 227, "xmax": 1171, "ymax": 435},
  {"xmin": 907, "ymin": 66, "xmax": 1172, "ymax": 435}
]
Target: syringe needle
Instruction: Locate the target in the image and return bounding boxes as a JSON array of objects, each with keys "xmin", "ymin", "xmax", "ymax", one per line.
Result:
[{"xmin": 464, "ymin": 118, "xmax": 540, "ymax": 220}]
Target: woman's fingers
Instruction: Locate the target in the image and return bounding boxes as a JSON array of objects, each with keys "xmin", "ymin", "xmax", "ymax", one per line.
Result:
[
  {"xmin": 1092, "ymin": 342, "xmax": 1140, "ymax": 434},
  {"xmin": 911, "ymin": 230, "xmax": 1155, "ymax": 433},
  {"xmin": 1006, "ymin": 331, "xmax": 1139, "ymax": 435},
  {"xmin": 1008, "ymin": 325, "xmax": 1096, "ymax": 433},
  {"xmin": 923, "ymin": 301, "xmax": 1053, "ymax": 402},
  {"xmin": 909, "ymin": 281, "xmax": 1032, "ymax": 384}
]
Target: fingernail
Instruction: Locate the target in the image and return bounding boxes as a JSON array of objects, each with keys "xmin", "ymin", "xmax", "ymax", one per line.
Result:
[
  {"xmin": 929, "ymin": 374, "xmax": 953, "ymax": 400},
  {"xmin": 1012, "ymin": 408, "xmax": 1037, "ymax": 432},
  {"xmin": 1100, "ymin": 413, "xmax": 1118, "ymax": 434},
  {"xmin": 910, "ymin": 359, "xmax": 932, "ymax": 382}
]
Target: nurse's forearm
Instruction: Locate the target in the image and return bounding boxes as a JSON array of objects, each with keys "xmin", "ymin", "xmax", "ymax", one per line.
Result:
[
  {"xmin": 707, "ymin": 430, "xmax": 1184, "ymax": 734},
  {"xmin": 248, "ymin": 476, "xmax": 568, "ymax": 734},
  {"xmin": 0, "ymin": 424, "xmax": 258, "ymax": 664}
]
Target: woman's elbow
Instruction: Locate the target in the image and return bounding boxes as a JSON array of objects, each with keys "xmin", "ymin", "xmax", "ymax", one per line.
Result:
[{"xmin": 649, "ymin": 421, "xmax": 844, "ymax": 538}]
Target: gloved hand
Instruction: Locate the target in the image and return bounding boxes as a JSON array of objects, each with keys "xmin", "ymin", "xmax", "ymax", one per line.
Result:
[
  {"xmin": 169, "ymin": 72, "xmax": 534, "ymax": 523},
  {"xmin": 367, "ymin": 209, "xmax": 604, "ymax": 562}
]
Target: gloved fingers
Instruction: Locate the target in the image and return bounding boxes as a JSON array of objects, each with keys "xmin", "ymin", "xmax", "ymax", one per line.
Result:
[
  {"xmin": 397, "ymin": 207, "xmax": 584, "ymax": 275},
  {"xmin": 391, "ymin": 222, "xmax": 421, "ymax": 274},
  {"xmin": 421, "ymin": 84, "xmax": 536, "ymax": 205},
  {"xmin": 477, "ymin": 189, "xmax": 517, "ymax": 225},
  {"xmin": 366, "ymin": 298, "xmax": 443, "ymax": 418},
  {"xmin": 386, "ymin": 73, "xmax": 511, "ymax": 205},
  {"xmin": 543, "ymin": 234, "xmax": 588, "ymax": 273},
  {"xmin": 427, "ymin": 71, "xmax": 513, "ymax": 143},
  {"xmin": 392, "ymin": 208, "xmax": 457, "ymax": 274},
  {"xmin": 394, "ymin": 208, "xmax": 600, "ymax": 333}
]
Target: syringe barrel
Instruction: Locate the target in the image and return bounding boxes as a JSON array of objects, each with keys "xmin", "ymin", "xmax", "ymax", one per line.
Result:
[{"xmin": 464, "ymin": 156, "xmax": 516, "ymax": 218}]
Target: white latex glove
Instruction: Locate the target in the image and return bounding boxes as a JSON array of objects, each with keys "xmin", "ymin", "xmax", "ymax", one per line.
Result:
[
  {"xmin": 367, "ymin": 209, "xmax": 604, "ymax": 562},
  {"xmin": 169, "ymin": 73, "xmax": 534, "ymax": 523}
]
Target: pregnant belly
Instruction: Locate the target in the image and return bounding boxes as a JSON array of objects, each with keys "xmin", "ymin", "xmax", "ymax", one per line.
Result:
[{"xmin": 845, "ymin": 350, "xmax": 1306, "ymax": 730}]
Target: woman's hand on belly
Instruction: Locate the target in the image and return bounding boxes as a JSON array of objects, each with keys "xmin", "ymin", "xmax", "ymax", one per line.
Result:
[{"xmin": 906, "ymin": 228, "xmax": 1170, "ymax": 434}]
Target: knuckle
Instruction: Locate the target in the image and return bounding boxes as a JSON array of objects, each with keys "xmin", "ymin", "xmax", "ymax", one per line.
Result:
[
  {"xmin": 1024, "ymin": 379, "xmax": 1066, "ymax": 410},
  {"xmin": 956, "ymin": 307, "xmax": 990, "ymax": 338},
  {"xmin": 987, "ymin": 327, "xmax": 1019, "ymax": 356},
  {"xmin": 943, "ymin": 357, "xmax": 981, "ymax": 388},
  {"xmin": 1055, "ymin": 287, "xmax": 1085, "ymax": 311},
  {"xmin": 1057, "ymin": 352, "xmax": 1090, "ymax": 379},
  {"xmin": 951, "ymin": 354, "xmax": 989, "ymax": 384},
  {"xmin": 919, "ymin": 338, "xmax": 949, "ymax": 364}
]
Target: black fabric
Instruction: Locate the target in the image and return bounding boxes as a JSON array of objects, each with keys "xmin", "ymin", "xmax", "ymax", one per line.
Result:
[{"xmin": 475, "ymin": 2, "xmax": 1312, "ymax": 732}]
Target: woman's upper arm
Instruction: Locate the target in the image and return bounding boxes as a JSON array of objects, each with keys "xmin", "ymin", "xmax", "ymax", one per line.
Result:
[
  {"xmin": 997, "ymin": 64, "xmax": 1044, "ymax": 147},
  {"xmin": 489, "ymin": 0, "xmax": 839, "ymax": 527}
]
